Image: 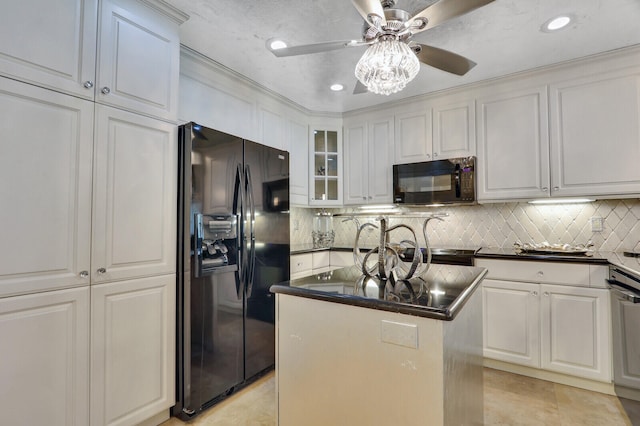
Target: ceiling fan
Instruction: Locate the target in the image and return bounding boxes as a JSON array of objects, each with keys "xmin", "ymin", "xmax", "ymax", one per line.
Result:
[{"xmin": 268, "ymin": 0, "xmax": 494, "ymax": 95}]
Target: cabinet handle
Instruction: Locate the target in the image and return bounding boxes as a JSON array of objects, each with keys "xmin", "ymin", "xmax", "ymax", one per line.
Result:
[
  {"xmin": 537, "ymin": 271, "xmax": 544, "ymax": 277},
  {"xmin": 101, "ymin": 87, "xmax": 111, "ymax": 95},
  {"xmin": 362, "ymin": 197, "xmax": 367, "ymax": 200},
  {"xmin": 542, "ymin": 187, "xmax": 549, "ymax": 192},
  {"xmin": 368, "ymin": 196, "xmax": 372, "ymax": 200},
  {"xmin": 553, "ymin": 186, "xmax": 559, "ymax": 191},
  {"xmin": 543, "ymin": 292, "xmax": 550, "ymax": 297},
  {"xmin": 426, "ymin": 154, "xmax": 431, "ymax": 159},
  {"xmin": 97, "ymin": 267, "xmax": 107, "ymax": 275},
  {"xmin": 79, "ymin": 270, "xmax": 89, "ymax": 278},
  {"xmin": 83, "ymin": 80, "xmax": 94, "ymax": 89},
  {"xmin": 433, "ymin": 152, "xmax": 438, "ymax": 158},
  {"xmin": 531, "ymin": 291, "xmax": 538, "ymax": 296}
]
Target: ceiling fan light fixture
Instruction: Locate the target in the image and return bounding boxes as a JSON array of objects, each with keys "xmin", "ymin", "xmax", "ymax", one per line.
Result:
[
  {"xmin": 354, "ymin": 39, "xmax": 419, "ymax": 96},
  {"xmin": 330, "ymin": 83, "xmax": 344, "ymax": 91}
]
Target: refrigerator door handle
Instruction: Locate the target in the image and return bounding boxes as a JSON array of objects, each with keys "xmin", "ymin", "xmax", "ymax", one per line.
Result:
[
  {"xmin": 245, "ymin": 164, "xmax": 256, "ymax": 297},
  {"xmin": 193, "ymin": 213, "xmax": 204, "ymax": 278},
  {"xmin": 234, "ymin": 163, "xmax": 245, "ymax": 300}
]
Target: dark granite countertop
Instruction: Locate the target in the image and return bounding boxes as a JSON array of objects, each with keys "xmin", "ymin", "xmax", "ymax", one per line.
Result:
[
  {"xmin": 270, "ymin": 264, "xmax": 487, "ymax": 321},
  {"xmin": 475, "ymin": 247, "xmax": 609, "ymax": 264}
]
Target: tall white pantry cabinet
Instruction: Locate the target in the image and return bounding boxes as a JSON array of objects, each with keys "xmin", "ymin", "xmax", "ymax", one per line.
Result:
[{"xmin": 0, "ymin": 1, "xmax": 187, "ymax": 425}]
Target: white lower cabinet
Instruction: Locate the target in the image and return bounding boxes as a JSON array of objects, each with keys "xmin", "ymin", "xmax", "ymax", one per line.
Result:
[
  {"xmin": 91, "ymin": 275, "xmax": 175, "ymax": 426},
  {"xmin": 482, "ymin": 279, "xmax": 540, "ymax": 368},
  {"xmin": 540, "ymin": 284, "xmax": 611, "ymax": 381},
  {"xmin": 479, "ymin": 259, "xmax": 611, "ymax": 382},
  {"xmin": 0, "ymin": 287, "xmax": 90, "ymax": 426}
]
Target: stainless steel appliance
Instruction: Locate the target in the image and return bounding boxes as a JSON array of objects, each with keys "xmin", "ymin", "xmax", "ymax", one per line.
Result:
[
  {"xmin": 393, "ymin": 157, "xmax": 475, "ymax": 205},
  {"xmin": 608, "ymin": 265, "xmax": 640, "ymax": 399},
  {"xmin": 175, "ymin": 123, "xmax": 289, "ymax": 418}
]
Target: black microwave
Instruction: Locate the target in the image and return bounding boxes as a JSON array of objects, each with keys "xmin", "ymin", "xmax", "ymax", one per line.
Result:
[{"xmin": 393, "ymin": 157, "xmax": 476, "ymax": 205}]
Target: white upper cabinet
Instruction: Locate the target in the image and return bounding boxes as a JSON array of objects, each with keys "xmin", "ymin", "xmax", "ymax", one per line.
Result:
[
  {"xmin": 549, "ymin": 69, "xmax": 640, "ymax": 197},
  {"xmin": 344, "ymin": 115, "xmax": 394, "ymax": 205},
  {"xmin": 0, "ymin": 78, "xmax": 94, "ymax": 298},
  {"xmin": 0, "ymin": 0, "xmax": 98, "ymax": 100},
  {"xmin": 394, "ymin": 106, "xmax": 432, "ymax": 164},
  {"xmin": 476, "ymin": 85, "xmax": 550, "ymax": 201},
  {"xmin": 92, "ymin": 105, "xmax": 177, "ymax": 284},
  {"xmin": 289, "ymin": 119, "xmax": 309, "ymax": 205},
  {"xmin": 309, "ymin": 124, "xmax": 343, "ymax": 206},
  {"xmin": 258, "ymin": 104, "xmax": 287, "ymax": 150},
  {"xmin": 0, "ymin": 0, "xmax": 186, "ymax": 121},
  {"xmin": 394, "ymin": 97, "xmax": 475, "ymax": 165},
  {"xmin": 432, "ymin": 98, "xmax": 476, "ymax": 160},
  {"xmin": 97, "ymin": 0, "xmax": 185, "ymax": 121}
]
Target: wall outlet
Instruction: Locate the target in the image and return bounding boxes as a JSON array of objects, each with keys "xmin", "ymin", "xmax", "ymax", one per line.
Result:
[{"xmin": 591, "ymin": 216, "xmax": 604, "ymax": 232}]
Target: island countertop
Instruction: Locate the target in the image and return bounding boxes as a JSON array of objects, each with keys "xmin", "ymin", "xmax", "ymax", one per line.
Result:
[{"xmin": 270, "ymin": 263, "xmax": 487, "ymax": 321}]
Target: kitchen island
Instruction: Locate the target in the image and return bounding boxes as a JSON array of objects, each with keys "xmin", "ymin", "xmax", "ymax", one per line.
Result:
[{"xmin": 270, "ymin": 264, "xmax": 487, "ymax": 426}]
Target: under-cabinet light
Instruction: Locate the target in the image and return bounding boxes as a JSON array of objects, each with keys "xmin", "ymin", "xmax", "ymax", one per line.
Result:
[{"xmin": 528, "ymin": 198, "xmax": 595, "ymax": 205}]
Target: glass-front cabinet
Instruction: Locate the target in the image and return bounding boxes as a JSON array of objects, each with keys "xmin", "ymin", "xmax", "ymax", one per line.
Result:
[{"xmin": 310, "ymin": 126, "xmax": 342, "ymax": 205}]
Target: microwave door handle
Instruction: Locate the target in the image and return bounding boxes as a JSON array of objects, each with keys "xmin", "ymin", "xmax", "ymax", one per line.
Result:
[{"xmin": 455, "ymin": 166, "xmax": 461, "ymax": 198}]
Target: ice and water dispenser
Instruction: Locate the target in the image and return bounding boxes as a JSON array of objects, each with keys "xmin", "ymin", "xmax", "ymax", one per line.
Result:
[{"xmin": 193, "ymin": 213, "xmax": 238, "ymax": 277}]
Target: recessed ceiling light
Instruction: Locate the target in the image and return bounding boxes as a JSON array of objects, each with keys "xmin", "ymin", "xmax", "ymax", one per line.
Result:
[
  {"xmin": 269, "ymin": 39, "xmax": 287, "ymax": 50},
  {"xmin": 542, "ymin": 15, "xmax": 572, "ymax": 32},
  {"xmin": 330, "ymin": 83, "xmax": 344, "ymax": 92}
]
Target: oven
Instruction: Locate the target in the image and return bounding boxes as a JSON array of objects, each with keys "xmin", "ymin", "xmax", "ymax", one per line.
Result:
[{"xmin": 608, "ymin": 265, "xmax": 640, "ymax": 399}]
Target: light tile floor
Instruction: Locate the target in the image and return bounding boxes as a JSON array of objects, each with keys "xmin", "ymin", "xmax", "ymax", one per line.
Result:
[{"xmin": 163, "ymin": 368, "xmax": 640, "ymax": 425}]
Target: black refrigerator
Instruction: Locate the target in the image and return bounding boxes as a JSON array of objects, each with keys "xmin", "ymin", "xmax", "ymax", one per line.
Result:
[{"xmin": 174, "ymin": 122, "xmax": 289, "ymax": 418}]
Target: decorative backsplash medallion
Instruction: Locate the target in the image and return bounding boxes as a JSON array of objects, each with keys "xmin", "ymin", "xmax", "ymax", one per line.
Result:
[{"xmin": 291, "ymin": 199, "xmax": 640, "ymax": 253}]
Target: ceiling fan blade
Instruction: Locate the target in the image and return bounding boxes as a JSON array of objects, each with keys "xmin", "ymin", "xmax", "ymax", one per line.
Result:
[
  {"xmin": 353, "ymin": 80, "xmax": 368, "ymax": 94},
  {"xmin": 270, "ymin": 40, "xmax": 365, "ymax": 57},
  {"xmin": 413, "ymin": 44, "xmax": 476, "ymax": 76},
  {"xmin": 407, "ymin": 0, "xmax": 494, "ymax": 34},
  {"xmin": 351, "ymin": 0, "xmax": 387, "ymax": 28}
]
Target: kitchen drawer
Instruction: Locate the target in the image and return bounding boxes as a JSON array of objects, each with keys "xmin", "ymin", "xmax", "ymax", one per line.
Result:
[
  {"xmin": 475, "ymin": 259, "xmax": 593, "ymax": 287},
  {"xmin": 312, "ymin": 251, "xmax": 330, "ymax": 270},
  {"xmin": 291, "ymin": 253, "xmax": 313, "ymax": 275},
  {"xmin": 329, "ymin": 250, "xmax": 353, "ymax": 268}
]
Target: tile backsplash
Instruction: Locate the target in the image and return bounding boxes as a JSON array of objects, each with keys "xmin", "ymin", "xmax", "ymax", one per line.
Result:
[{"xmin": 291, "ymin": 199, "xmax": 640, "ymax": 253}]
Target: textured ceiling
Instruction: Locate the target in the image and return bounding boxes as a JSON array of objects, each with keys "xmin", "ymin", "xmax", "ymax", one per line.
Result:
[{"xmin": 164, "ymin": 0, "xmax": 640, "ymax": 113}]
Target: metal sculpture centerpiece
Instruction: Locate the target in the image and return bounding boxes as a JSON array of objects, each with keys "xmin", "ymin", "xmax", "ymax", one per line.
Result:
[{"xmin": 338, "ymin": 212, "xmax": 447, "ymax": 302}]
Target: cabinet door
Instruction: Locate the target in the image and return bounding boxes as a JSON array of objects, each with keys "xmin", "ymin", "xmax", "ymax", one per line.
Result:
[
  {"xmin": 92, "ymin": 105, "xmax": 177, "ymax": 283},
  {"xmin": 289, "ymin": 119, "xmax": 309, "ymax": 205},
  {"xmin": 259, "ymin": 105, "xmax": 286, "ymax": 150},
  {"xmin": 368, "ymin": 117, "xmax": 394, "ymax": 203},
  {"xmin": 91, "ymin": 275, "xmax": 175, "ymax": 426},
  {"xmin": 343, "ymin": 121, "xmax": 368, "ymax": 204},
  {"xmin": 309, "ymin": 127, "xmax": 342, "ymax": 206},
  {"xmin": 97, "ymin": 0, "xmax": 180, "ymax": 120},
  {"xmin": 432, "ymin": 99, "xmax": 475, "ymax": 160},
  {"xmin": 482, "ymin": 279, "xmax": 540, "ymax": 367},
  {"xmin": 0, "ymin": 287, "xmax": 89, "ymax": 426},
  {"xmin": 0, "ymin": 78, "xmax": 93, "ymax": 297},
  {"xmin": 540, "ymin": 284, "xmax": 611, "ymax": 382},
  {"xmin": 550, "ymin": 71, "xmax": 640, "ymax": 197},
  {"xmin": 476, "ymin": 86, "xmax": 550, "ymax": 201},
  {"xmin": 394, "ymin": 108, "xmax": 432, "ymax": 164},
  {"xmin": 0, "ymin": 0, "xmax": 98, "ymax": 99}
]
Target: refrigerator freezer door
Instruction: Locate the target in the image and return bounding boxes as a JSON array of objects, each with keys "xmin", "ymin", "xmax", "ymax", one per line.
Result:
[{"xmin": 187, "ymin": 269, "xmax": 243, "ymax": 412}]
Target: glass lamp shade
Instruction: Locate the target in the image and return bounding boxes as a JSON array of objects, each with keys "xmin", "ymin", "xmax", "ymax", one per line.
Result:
[{"xmin": 355, "ymin": 39, "xmax": 420, "ymax": 96}]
